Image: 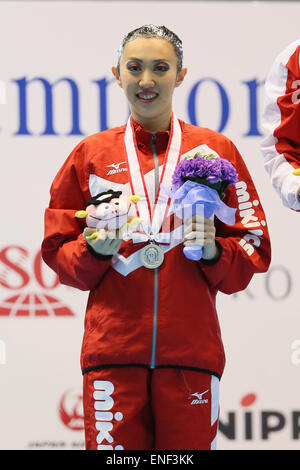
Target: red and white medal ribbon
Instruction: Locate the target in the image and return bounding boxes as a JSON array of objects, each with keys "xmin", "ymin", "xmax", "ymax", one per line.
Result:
[{"xmin": 124, "ymin": 113, "xmax": 182, "ymax": 244}]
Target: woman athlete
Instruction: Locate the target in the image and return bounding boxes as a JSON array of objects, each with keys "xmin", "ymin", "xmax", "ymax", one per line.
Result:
[{"xmin": 42, "ymin": 25, "xmax": 271, "ymax": 450}]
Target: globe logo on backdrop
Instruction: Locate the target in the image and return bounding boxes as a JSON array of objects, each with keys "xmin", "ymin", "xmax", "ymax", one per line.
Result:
[
  {"xmin": 0, "ymin": 293, "xmax": 74, "ymax": 317},
  {"xmin": 59, "ymin": 388, "xmax": 84, "ymax": 431},
  {"xmin": 0, "ymin": 245, "xmax": 75, "ymax": 317}
]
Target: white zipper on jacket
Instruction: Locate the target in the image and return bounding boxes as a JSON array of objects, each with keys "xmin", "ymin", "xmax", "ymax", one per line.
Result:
[{"xmin": 150, "ymin": 133, "xmax": 159, "ymax": 369}]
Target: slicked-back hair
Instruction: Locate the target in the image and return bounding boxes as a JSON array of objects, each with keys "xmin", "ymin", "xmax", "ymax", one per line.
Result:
[{"xmin": 117, "ymin": 24, "xmax": 183, "ymax": 72}]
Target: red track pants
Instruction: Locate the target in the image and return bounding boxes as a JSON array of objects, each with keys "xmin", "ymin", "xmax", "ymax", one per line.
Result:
[{"xmin": 83, "ymin": 367, "xmax": 220, "ymax": 450}]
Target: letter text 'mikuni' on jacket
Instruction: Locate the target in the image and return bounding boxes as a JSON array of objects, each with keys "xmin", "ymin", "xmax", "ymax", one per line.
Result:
[{"xmin": 41, "ymin": 119, "xmax": 271, "ymax": 379}]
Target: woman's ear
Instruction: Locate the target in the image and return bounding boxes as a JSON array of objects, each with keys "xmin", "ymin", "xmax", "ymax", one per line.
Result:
[
  {"xmin": 112, "ymin": 66, "xmax": 122, "ymax": 88},
  {"xmin": 175, "ymin": 67, "xmax": 188, "ymax": 88}
]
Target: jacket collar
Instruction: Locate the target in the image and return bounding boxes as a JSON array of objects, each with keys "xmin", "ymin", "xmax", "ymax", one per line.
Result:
[{"xmin": 131, "ymin": 117, "xmax": 170, "ymax": 153}]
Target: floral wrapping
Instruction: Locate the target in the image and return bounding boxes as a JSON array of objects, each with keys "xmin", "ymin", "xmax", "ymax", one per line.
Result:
[{"xmin": 170, "ymin": 152, "xmax": 239, "ymax": 261}]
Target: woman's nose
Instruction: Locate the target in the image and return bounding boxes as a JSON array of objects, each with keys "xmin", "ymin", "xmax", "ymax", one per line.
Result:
[{"xmin": 138, "ymin": 70, "xmax": 155, "ymax": 88}]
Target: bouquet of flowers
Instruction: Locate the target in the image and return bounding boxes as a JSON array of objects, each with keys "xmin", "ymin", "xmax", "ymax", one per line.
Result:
[{"xmin": 170, "ymin": 152, "xmax": 238, "ymax": 260}]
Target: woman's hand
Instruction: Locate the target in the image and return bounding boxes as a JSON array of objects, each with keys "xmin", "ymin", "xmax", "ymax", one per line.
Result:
[
  {"xmin": 183, "ymin": 215, "xmax": 219, "ymax": 260},
  {"xmin": 83, "ymin": 227, "xmax": 122, "ymax": 256}
]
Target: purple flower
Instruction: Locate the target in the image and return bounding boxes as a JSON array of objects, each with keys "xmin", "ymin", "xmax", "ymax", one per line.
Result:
[
  {"xmin": 172, "ymin": 154, "xmax": 238, "ymax": 192},
  {"xmin": 220, "ymin": 159, "xmax": 238, "ymax": 183}
]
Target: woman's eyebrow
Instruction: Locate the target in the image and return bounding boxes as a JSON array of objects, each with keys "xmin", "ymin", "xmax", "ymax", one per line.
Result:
[{"xmin": 127, "ymin": 57, "xmax": 169, "ymax": 63}]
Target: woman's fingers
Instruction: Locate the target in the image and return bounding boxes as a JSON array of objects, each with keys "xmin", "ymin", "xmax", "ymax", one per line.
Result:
[
  {"xmin": 183, "ymin": 215, "xmax": 218, "ymax": 260},
  {"xmin": 84, "ymin": 227, "xmax": 122, "ymax": 255},
  {"xmin": 184, "ymin": 216, "xmax": 215, "ymax": 242},
  {"xmin": 184, "ymin": 230, "xmax": 215, "ymax": 243}
]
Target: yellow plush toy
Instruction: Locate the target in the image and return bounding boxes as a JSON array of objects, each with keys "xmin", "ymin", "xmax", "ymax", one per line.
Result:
[{"xmin": 75, "ymin": 189, "xmax": 142, "ymax": 240}]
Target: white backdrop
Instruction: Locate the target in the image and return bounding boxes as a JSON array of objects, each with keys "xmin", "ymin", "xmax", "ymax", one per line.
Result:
[{"xmin": 0, "ymin": 0, "xmax": 299, "ymax": 450}]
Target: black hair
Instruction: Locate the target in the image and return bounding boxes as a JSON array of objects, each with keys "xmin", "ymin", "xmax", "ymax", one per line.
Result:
[
  {"xmin": 85, "ymin": 190, "xmax": 122, "ymax": 207},
  {"xmin": 117, "ymin": 24, "xmax": 183, "ymax": 72}
]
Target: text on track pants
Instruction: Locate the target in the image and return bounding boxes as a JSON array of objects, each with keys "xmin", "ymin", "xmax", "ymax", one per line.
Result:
[{"xmin": 83, "ymin": 367, "xmax": 220, "ymax": 450}]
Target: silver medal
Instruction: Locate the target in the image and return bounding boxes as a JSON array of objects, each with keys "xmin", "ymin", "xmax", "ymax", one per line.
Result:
[{"xmin": 140, "ymin": 243, "xmax": 164, "ymax": 269}]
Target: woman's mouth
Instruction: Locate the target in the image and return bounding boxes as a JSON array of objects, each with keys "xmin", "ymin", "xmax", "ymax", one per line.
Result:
[{"xmin": 136, "ymin": 92, "xmax": 158, "ymax": 103}]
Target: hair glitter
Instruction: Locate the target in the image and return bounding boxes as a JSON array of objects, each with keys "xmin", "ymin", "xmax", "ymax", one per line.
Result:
[{"xmin": 117, "ymin": 24, "xmax": 183, "ymax": 72}]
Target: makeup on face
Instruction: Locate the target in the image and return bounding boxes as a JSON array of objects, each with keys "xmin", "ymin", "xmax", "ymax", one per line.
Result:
[
  {"xmin": 125, "ymin": 58, "xmax": 171, "ymax": 103},
  {"xmin": 114, "ymin": 37, "xmax": 186, "ymax": 131}
]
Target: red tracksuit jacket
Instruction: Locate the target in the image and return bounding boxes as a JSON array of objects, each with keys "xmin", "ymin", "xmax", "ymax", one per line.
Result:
[
  {"xmin": 41, "ymin": 118, "xmax": 271, "ymax": 379},
  {"xmin": 261, "ymin": 39, "xmax": 300, "ymax": 210}
]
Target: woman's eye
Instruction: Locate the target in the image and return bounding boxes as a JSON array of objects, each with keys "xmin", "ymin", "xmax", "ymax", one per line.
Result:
[
  {"xmin": 127, "ymin": 63, "xmax": 141, "ymax": 72},
  {"xmin": 155, "ymin": 64, "xmax": 169, "ymax": 72}
]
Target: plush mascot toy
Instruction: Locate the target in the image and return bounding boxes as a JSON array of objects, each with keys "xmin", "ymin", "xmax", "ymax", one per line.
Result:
[{"xmin": 75, "ymin": 189, "xmax": 142, "ymax": 240}]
